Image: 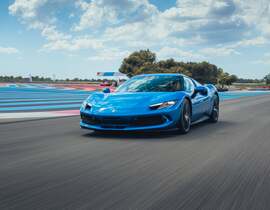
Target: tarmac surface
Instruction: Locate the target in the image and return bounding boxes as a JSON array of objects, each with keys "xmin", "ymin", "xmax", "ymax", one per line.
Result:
[{"xmin": 1, "ymin": 95, "xmax": 270, "ymax": 210}]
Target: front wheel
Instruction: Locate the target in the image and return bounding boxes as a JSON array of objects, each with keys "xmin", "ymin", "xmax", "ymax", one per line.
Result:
[
  {"xmin": 177, "ymin": 99, "xmax": 191, "ymax": 134},
  {"xmin": 208, "ymin": 95, "xmax": 219, "ymax": 123}
]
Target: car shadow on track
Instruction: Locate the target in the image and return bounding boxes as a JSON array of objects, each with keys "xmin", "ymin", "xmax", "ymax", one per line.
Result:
[{"xmin": 81, "ymin": 120, "xmax": 235, "ymax": 141}]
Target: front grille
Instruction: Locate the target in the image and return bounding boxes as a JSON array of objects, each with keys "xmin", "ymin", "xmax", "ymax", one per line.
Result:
[
  {"xmin": 131, "ymin": 116, "xmax": 165, "ymax": 126},
  {"xmin": 81, "ymin": 114, "xmax": 166, "ymax": 128}
]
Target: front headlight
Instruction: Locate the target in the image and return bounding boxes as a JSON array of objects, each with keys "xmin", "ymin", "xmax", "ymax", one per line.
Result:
[
  {"xmin": 149, "ymin": 100, "xmax": 177, "ymax": 110},
  {"xmin": 81, "ymin": 101, "xmax": 91, "ymax": 110}
]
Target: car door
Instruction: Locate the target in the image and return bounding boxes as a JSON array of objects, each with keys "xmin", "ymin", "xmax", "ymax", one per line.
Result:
[
  {"xmin": 184, "ymin": 77, "xmax": 205, "ymax": 121},
  {"xmin": 201, "ymin": 86, "xmax": 211, "ymax": 114},
  {"xmin": 192, "ymin": 79, "xmax": 211, "ymax": 114}
]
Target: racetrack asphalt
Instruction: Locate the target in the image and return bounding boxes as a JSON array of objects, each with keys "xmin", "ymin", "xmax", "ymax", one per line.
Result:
[{"xmin": 1, "ymin": 95, "xmax": 270, "ymax": 210}]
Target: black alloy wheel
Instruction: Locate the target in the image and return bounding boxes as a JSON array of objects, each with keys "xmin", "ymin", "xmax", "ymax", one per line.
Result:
[{"xmin": 177, "ymin": 99, "xmax": 191, "ymax": 134}]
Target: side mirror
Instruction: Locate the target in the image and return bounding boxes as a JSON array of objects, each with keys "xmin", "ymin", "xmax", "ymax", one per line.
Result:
[
  {"xmin": 103, "ymin": 87, "xmax": 111, "ymax": 93},
  {"xmin": 193, "ymin": 86, "xmax": 208, "ymax": 97}
]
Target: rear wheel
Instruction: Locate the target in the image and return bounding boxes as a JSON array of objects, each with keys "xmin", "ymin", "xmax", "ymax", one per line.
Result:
[
  {"xmin": 177, "ymin": 99, "xmax": 191, "ymax": 134},
  {"xmin": 209, "ymin": 95, "xmax": 219, "ymax": 123}
]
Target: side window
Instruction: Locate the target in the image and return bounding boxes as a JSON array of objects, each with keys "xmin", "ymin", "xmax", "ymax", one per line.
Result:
[
  {"xmin": 184, "ymin": 78, "xmax": 195, "ymax": 93},
  {"xmin": 173, "ymin": 77, "xmax": 184, "ymax": 91}
]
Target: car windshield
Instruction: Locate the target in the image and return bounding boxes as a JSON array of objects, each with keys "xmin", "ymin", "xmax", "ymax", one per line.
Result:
[{"xmin": 116, "ymin": 75, "xmax": 184, "ymax": 92}]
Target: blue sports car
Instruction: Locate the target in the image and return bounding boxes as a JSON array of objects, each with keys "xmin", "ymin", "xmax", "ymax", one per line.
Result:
[{"xmin": 80, "ymin": 74, "xmax": 219, "ymax": 134}]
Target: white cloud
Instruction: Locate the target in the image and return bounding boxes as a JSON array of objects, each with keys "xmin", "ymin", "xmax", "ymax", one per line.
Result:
[
  {"xmin": 73, "ymin": 0, "xmax": 158, "ymax": 31},
  {"xmin": 174, "ymin": 0, "xmax": 210, "ymax": 18},
  {"xmin": 73, "ymin": 0, "xmax": 118, "ymax": 31},
  {"xmin": 8, "ymin": 0, "xmax": 270, "ymax": 62},
  {"xmin": 236, "ymin": 37, "xmax": 268, "ymax": 47},
  {"xmin": 9, "ymin": 0, "xmax": 82, "ymax": 52},
  {"xmin": 157, "ymin": 45, "xmax": 240, "ymax": 61},
  {"xmin": 9, "ymin": 0, "xmax": 48, "ymax": 19},
  {"xmin": 157, "ymin": 47, "xmax": 203, "ymax": 61},
  {"xmin": 41, "ymin": 36, "xmax": 103, "ymax": 51},
  {"xmin": 252, "ymin": 52, "xmax": 270, "ymax": 65},
  {"xmin": 41, "ymin": 26, "xmax": 71, "ymax": 41},
  {"xmin": 96, "ymin": 0, "xmax": 257, "ymax": 49},
  {"xmin": 200, "ymin": 47, "xmax": 240, "ymax": 57},
  {"xmin": 0, "ymin": 46, "xmax": 19, "ymax": 54},
  {"xmin": 87, "ymin": 48, "xmax": 130, "ymax": 61}
]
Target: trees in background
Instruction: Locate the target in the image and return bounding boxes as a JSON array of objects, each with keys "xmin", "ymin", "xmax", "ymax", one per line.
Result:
[
  {"xmin": 229, "ymin": 75, "xmax": 238, "ymax": 85},
  {"xmin": 236, "ymin": 78, "xmax": 264, "ymax": 83},
  {"xmin": 0, "ymin": 76, "xmax": 25, "ymax": 82},
  {"xmin": 119, "ymin": 49, "xmax": 156, "ymax": 77},
  {"xmin": 119, "ymin": 49, "xmax": 237, "ymax": 85},
  {"xmin": 119, "ymin": 51, "xmax": 192, "ymax": 78},
  {"xmin": 0, "ymin": 76, "xmax": 52, "ymax": 83},
  {"xmin": 0, "ymin": 76, "xmax": 103, "ymax": 83},
  {"xmin": 265, "ymin": 73, "xmax": 270, "ymax": 84},
  {"xmin": 218, "ymin": 72, "xmax": 238, "ymax": 88}
]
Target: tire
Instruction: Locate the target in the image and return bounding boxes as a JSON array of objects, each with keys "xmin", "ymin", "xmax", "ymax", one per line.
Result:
[
  {"xmin": 209, "ymin": 94, "xmax": 219, "ymax": 123},
  {"xmin": 177, "ymin": 99, "xmax": 191, "ymax": 134}
]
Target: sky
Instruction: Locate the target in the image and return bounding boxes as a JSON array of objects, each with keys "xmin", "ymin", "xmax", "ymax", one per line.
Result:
[{"xmin": 0, "ymin": 0, "xmax": 270, "ymax": 79}]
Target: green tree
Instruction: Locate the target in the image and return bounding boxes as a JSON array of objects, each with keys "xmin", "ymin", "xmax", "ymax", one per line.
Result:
[
  {"xmin": 119, "ymin": 49, "xmax": 156, "ymax": 77},
  {"xmin": 228, "ymin": 75, "xmax": 238, "ymax": 85},
  {"xmin": 218, "ymin": 72, "xmax": 230, "ymax": 88},
  {"xmin": 265, "ymin": 73, "xmax": 270, "ymax": 84},
  {"xmin": 218, "ymin": 73, "xmax": 237, "ymax": 88},
  {"xmin": 135, "ymin": 63, "xmax": 160, "ymax": 75},
  {"xmin": 189, "ymin": 62, "xmax": 220, "ymax": 84},
  {"xmin": 157, "ymin": 59, "xmax": 177, "ymax": 69},
  {"xmin": 166, "ymin": 66, "xmax": 191, "ymax": 76},
  {"xmin": 119, "ymin": 49, "xmax": 235, "ymax": 84}
]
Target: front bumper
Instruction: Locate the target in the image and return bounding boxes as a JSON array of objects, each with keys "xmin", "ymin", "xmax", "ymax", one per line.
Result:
[{"xmin": 80, "ymin": 109, "xmax": 180, "ymax": 131}]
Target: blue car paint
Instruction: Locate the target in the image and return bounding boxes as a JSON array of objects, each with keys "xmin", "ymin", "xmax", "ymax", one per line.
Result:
[
  {"xmin": 80, "ymin": 92, "xmax": 187, "ymax": 131},
  {"xmin": 80, "ymin": 74, "xmax": 219, "ymax": 131},
  {"xmin": 82, "ymin": 92, "xmax": 186, "ymax": 115}
]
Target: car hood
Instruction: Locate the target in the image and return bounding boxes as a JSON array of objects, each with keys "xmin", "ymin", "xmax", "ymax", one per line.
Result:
[{"xmin": 84, "ymin": 92, "xmax": 186, "ymax": 115}]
